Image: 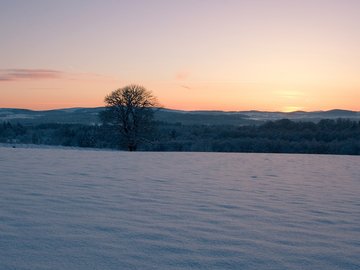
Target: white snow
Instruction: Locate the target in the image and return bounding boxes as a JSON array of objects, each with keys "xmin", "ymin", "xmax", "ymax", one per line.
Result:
[{"xmin": 0, "ymin": 147, "xmax": 359, "ymax": 269}]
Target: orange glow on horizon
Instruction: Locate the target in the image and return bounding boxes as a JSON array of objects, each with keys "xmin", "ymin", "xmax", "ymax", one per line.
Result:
[
  {"xmin": 0, "ymin": 71, "xmax": 359, "ymax": 112},
  {"xmin": 1, "ymin": 79, "xmax": 360, "ymax": 112}
]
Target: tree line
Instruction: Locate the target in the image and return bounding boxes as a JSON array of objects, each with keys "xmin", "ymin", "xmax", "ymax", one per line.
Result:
[{"xmin": 1, "ymin": 118, "xmax": 359, "ymax": 155}]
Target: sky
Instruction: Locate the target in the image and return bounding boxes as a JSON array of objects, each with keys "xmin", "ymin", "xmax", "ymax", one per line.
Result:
[{"xmin": 1, "ymin": 0, "xmax": 359, "ymax": 112}]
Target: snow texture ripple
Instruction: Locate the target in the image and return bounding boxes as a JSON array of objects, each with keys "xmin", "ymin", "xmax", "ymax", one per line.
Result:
[{"xmin": 0, "ymin": 147, "xmax": 359, "ymax": 269}]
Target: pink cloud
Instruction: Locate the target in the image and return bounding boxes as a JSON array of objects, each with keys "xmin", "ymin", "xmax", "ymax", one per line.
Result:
[
  {"xmin": 0, "ymin": 69, "xmax": 63, "ymax": 81},
  {"xmin": 179, "ymin": 84, "xmax": 191, "ymax": 90}
]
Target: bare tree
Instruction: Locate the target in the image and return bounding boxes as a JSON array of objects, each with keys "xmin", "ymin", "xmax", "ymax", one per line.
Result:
[{"xmin": 101, "ymin": 84, "xmax": 159, "ymax": 151}]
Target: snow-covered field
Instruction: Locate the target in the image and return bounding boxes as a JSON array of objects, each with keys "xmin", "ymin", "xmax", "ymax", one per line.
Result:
[{"xmin": 0, "ymin": 147, "xmax": 359, "ymax": 270}]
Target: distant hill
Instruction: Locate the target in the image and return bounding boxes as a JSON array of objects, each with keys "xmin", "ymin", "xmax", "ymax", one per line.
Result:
[{"xmin": 0, "ymin": 107, "xmax": 359, "ymax": 126}]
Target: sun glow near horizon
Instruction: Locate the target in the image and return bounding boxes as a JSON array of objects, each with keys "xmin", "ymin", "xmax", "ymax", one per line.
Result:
[{"xmin": 1, "ymin": 77, "xmax": 359, "ymax": 112}]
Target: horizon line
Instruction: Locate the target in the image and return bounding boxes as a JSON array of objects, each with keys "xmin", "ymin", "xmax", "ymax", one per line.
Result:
[{"xmin": 0, "ymin": 106, "xmax": 359, "ymax": 114}]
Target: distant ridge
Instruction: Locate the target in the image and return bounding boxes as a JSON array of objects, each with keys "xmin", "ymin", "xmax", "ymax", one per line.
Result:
[{"xmin": 0, "ymin": 107, "xmax": 359, "ymax": 125}]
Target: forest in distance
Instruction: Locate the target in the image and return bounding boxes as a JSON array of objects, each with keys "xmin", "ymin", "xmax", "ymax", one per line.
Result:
[{"xmin": 1, "ymin": 118, "xmax": 360, "ymax": 155}]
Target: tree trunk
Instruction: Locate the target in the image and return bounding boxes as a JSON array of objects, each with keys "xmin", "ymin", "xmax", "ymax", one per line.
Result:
[{"xmin": 128, "ymin": 144, "xmax": 137, "ymax": 151}]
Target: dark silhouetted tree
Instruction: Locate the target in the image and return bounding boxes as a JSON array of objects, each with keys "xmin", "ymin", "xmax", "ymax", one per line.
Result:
[{"xmin": 101, "ymin": 84, "xmax": 159, "ymax": 151}]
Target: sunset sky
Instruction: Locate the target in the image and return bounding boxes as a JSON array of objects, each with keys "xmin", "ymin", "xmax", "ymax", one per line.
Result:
[{"xmin": 1, "ymin": 0, "xmax": 359, "ymax": 112}]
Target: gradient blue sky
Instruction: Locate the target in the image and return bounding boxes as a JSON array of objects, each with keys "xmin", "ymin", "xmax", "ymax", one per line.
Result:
[{"xmin": 1, "ymin": 0, "xmax": 359, "ymax": 111}]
